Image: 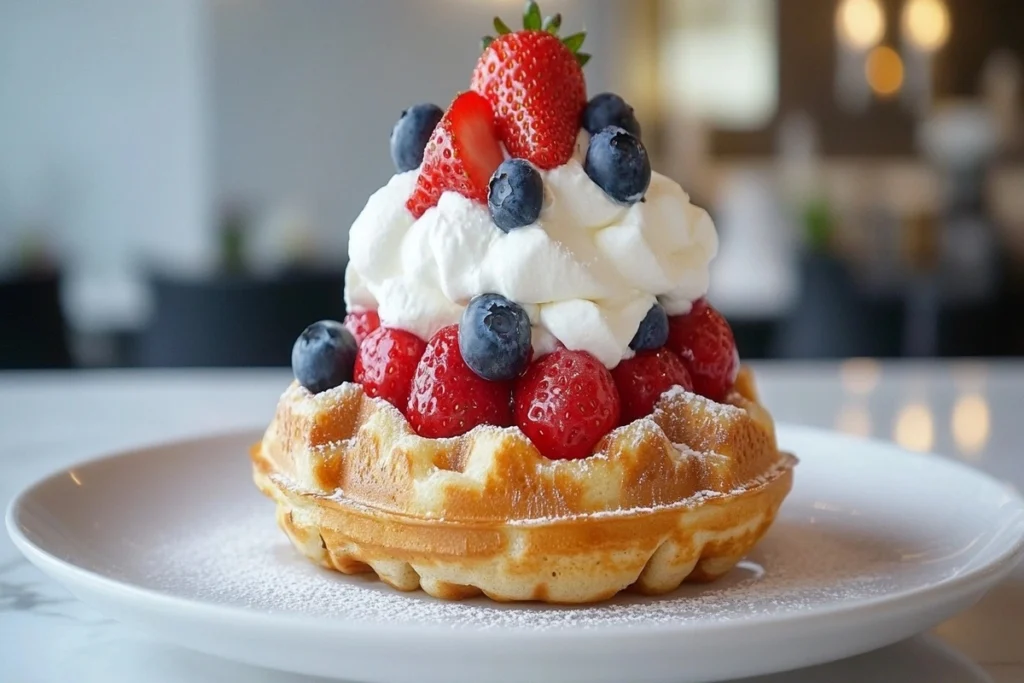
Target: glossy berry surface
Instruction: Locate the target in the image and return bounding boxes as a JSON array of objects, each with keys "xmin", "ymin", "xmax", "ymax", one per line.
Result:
[
  {"xmin": 488, "ymin": 159, "xmax": 544, "ymax": 232},
  {"xmin": 584, "ymin": 126, "xmax": 651, "ymax": 205},
  {"xmin": 666, "ymin": 299, "xmax": 740, "ymax": 402},
  {"xmin": 612, "ymin": 349, "xmax": 693, "ymax": 424},
  {"xmin": 343, "ymin": 310, "xmax": 380, "ymax": 346},
  {"xmin": 459, "ymin": 294, "xmax": 532, "ymax": 381},
  {"xmin": 406, "ymin": 91, "xmax": 504, "ymax": 218},
  {"xmin": 353, "ymin": 327, "xmax": 427, "ymax": 410},
  {"xmin": 291, "ymin": 320, "xmax": 358, "ymax": 395},
  {"xmin": 390, "ymin": 103, "xmax": 444, "ymax": 172},
  {"xmin": 629, "ymin": 303, "xmax": 669, "ymax": 351},
  {"xmin": 471, "ymin": 30, "xmax": 587, "ymax": 170},
  {"xmin": 514, "ymin": 348, "xmax": 620, "ymax": 460},
  {"xmin": 582, "ymin": 93, "xmax": 641, "ymax": 139},
  {"xmin": 407, "ymin": 325, "xmax": 513, "ymax": 438}
]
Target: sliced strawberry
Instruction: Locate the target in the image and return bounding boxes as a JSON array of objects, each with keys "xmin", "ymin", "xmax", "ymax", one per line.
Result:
[
  {"xmin": 472, "ymin": 12, "xmax": 588, "ymax": 170},
  {"xmin": 353, "ymin": 327, "xmax": 426, "ymax": 410},
  {"xmin": 406, "ymin": 325, "xmax": 513, "ymax": 438},
  {"xmin": 666, "ymin": 299, "xmax": 739, "ymax": 402},
  {"xmin": 343, "ymin": 310, "xmax": 380, "ymax": 346},
  {"xmin": 513, "ymin": 348, "xmax": 620, "ymax": 460},
  {"xmin": 406, "ymin": 91, "xmax": 504, "ymax": 218},
  {"xmin": 612, "ymin": 349, "xmax": 694, "ymax": 425}
]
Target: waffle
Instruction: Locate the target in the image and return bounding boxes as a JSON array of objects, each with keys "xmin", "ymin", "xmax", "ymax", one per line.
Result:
[{"xmin": 252, "ymin": 366, "xmax": 795, "ymax": 604}]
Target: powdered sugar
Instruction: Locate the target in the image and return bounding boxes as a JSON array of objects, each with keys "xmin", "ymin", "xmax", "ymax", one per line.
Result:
[
  {"xmin": 141, "ymin": 500, "xmax": 907, "ymax": 632},
  {"xmin": 311, "ymin": 437, "xmax": 354, "ymax": 454},
  {"xmin": 309, "ymin": 381, "xmax": 362, "ymax": 405},
  {"xmin": 660, "ymin": 385, "xmax": 745, "ymax": 418}
]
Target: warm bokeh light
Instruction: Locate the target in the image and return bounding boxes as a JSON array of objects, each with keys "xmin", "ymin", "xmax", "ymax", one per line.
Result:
[
  {"xmin": 865, "ymin": 45, "xmax": 905, "ymax": 97},
  {"xmin": 840, "ymin": 358, "xmax": 881, "ymax": 395},
  {"xmin": 902, "ymin": 0, "xmax": 951, "ymax": 51},
  {"xmin": 836, "ymin": 403, "xmax": 873, "ymax": 438},
  {"xmin": 894, "ymin": 402, "xmax": 934, "ymax": 452},
  {"xmin": 952, "ymin": 393, "xmax": 990, "ymax": 459},
  {"xmin": 836, "ymin": 0, "xmax": 886, "ymax": 50}
]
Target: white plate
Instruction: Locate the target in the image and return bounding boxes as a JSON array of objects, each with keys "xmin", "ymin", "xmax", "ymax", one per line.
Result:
[{"xmin": 7, "ymin": 426, "xmax": 1024, "ymax": 683}]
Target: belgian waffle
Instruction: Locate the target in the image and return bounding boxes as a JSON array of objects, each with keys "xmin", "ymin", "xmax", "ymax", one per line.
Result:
[{"xmin": 252, "ymin": 366, "xmax": 795, "ymax": 604}]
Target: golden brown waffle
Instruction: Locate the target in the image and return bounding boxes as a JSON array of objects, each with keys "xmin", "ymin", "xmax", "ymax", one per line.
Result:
[{"xmin": 252, "ymin": 366, "xmax": 795, "ymax": 603}]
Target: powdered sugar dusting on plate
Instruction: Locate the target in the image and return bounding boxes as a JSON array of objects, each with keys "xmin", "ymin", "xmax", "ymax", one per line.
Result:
[{"xmin": 140, "ymin": 503, "xmax": 909, "ymax": 632}]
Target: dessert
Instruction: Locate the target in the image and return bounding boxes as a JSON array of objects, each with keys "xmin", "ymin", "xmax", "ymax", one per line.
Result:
[{"xmin": 252, "ymin": 3, "xmax": 795, "ymax": 604}]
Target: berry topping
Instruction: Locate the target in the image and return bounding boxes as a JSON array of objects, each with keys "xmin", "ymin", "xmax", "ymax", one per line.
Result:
[
  {"xmin": 666, "ymin": 299, "xmax": 740, "ymax": 402},
  {"xmin": 472, "ymin": 3, "xmax": 588, "ymax": 170},
  {"xmin": 629, "ymin": 303, "xmax": 669, "ymax": 351},
  {"xmin": 343, "ymin": 310, "xmax": 380, "ymax": 346},
  {"xmin": 353, "ymin": 327, "xmax": 427, "ymax": 410},
  {"xmin": 390, "ymin": 103, "xmax": 444, "ymax": 173},
  {"xmin": 291, "ymin": 320, "xmax": 358, "ymax": 395},
  {"xmin": 407, "ymin": 325, "xmax": 513, "ymax": 438},
  {"xmin": 459, "ymin": 293, "xmax": 532, "ymax": 381},
  {"xmin": 488, "ymin": 159, "xmax": 544, "ymax": 232},
  {"xmin": 584, "ymin": 126, "xmax": 651, "ymax": 205},
  {"xmin": 612, "ymin": 349, "xmax": 693, "ymax": 425},
  {"xmin": 582, "ymin": 93, "xmax": 641, "ymax": 139},
  {"xmin": 514, "ymin": 348, "xmax": 620, "ymax": 460},
  {"xmin": 406, "ymin": 91, "xmax": 504, "ymax": 219}
]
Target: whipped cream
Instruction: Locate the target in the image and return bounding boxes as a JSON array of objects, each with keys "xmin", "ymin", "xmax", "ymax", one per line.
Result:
[{"xmin": 345, "ymin": 132, "xmax": 718, "ymax": 368}]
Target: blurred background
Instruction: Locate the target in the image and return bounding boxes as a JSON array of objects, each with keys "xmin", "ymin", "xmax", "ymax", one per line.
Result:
[{"xmin": 1, "ymin": 0, "xmax": 1023, "ymax": 370}]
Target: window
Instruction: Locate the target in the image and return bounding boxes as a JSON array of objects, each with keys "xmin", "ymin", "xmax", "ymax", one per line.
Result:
[{"xmin": 658, "ymin": 0, "xmax": 779, "ymax": 130}]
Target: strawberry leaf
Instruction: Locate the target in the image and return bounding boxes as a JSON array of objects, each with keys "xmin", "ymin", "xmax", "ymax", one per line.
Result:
[
  {"xmin": 481, "ymin": 35, "xmax": 495, "ymax": 50},
  {"xmin": 523, "ymin": 1, "xmax": 542, "ymax": 30},
  {"xmin": 562, "ymin": 31, "xmax": 586, "ymax": 52},
  {"xmin": 542, "ymin": 13, "xmax": 562, "ymax": 34},
  {"xmin": 494, "ymin": 17, "xmax": 513, "ymax": 35},
  {"xmin": 576, "ymin": 52, "xmax": 591, "ymax": 67}
]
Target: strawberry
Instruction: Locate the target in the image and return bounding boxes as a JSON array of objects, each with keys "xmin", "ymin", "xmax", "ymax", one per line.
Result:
[
  {"xmin": 353, "ymin": 327, "xmax": 426, "ymax": 410},
  {"xmin": 612, "ymin": 349, "xmax": 694, "ymax": 425},
  {"xmin": 343, "ymin": 310, "xmax": 380, "ymax": 346},
  {"xmin": 406, "ymin": 325, "xmax": 513, "ymax": 438},
  {"xmin": 514, "ymin": 348, "xmax": 620, "ymax": 460},
  {"xmin": 406, "ymin": 91, "xmax": 504, "ymax": 219},
  {"xmin": 666, "ymin": 299, "xmax": 739, "ymax": 402},
  {"xmin": 471, "ymin": 4, "xmax": 589, "ymax": 170}
]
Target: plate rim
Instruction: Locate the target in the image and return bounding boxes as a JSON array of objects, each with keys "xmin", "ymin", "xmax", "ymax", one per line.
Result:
[{"xmin": 6, "ymin": 424, "xmax": 1024, "ymax": 642}]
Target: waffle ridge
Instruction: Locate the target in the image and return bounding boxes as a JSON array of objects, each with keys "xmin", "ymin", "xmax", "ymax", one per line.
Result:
[{"xmin": 252, "ymin": 366, "xmax": 796, "ymax": 603}]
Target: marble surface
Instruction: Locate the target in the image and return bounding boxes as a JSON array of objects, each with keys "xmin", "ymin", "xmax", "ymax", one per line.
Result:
[{"xmin": 2, "ymin": 363, "xmax": 1023, "ymax": 683}]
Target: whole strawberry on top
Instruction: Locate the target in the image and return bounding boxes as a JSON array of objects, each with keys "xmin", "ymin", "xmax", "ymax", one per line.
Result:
[{"xmin": 471, "ymin": 2, "xmax": 588, "ymax": 170}]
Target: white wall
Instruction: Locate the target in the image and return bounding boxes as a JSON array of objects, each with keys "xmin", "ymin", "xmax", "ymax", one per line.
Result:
[
  {"xmin": 0, "ymin": 0, "xmax": 211, "ymax": 328},
  {"xmin": 210, "ymin": 0, "xmax": 619, "ymax": 261}
]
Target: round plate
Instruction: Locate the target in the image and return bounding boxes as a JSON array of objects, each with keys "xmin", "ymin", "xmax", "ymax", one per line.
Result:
[{"xmin": 7, "ymin": 426, "xmax": 1024, "ymax": 683}]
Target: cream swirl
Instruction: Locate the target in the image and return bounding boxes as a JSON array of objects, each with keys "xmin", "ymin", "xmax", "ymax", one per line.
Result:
[{"xmin": 345, "ymin": 135, "xmax": 718, "ymax": 368}]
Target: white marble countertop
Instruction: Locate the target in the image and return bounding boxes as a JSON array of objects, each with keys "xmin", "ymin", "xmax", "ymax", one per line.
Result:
[{"xmin": 2, "ymin": 363, "xmax": 1022, "ymax": 683}]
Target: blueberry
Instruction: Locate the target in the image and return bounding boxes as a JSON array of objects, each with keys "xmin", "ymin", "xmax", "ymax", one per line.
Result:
[
  {"xmin": 488, "ymin": 159, "xmax": 544, "ymax": 232},
  {"xmin": 585, "ymin": 126, "xmax": 651, "ymax": 205},
  {"xmin": 291, "ymin": 320, "xmax": 358, "ymax": 394},
  {"xmin": 390, "ymin": 103, "xmax": 443, "ymax": 172},
  {"xmin": 630, "ymin": 304, "xmax": 669, "ymax": 351},
  {"xmin": 582, "ymin": 93, "xmax": 641, "ymax": 139},
  {"xmin": 459, "ymin": 294, "xmax": 532, "ymax": 381}
]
